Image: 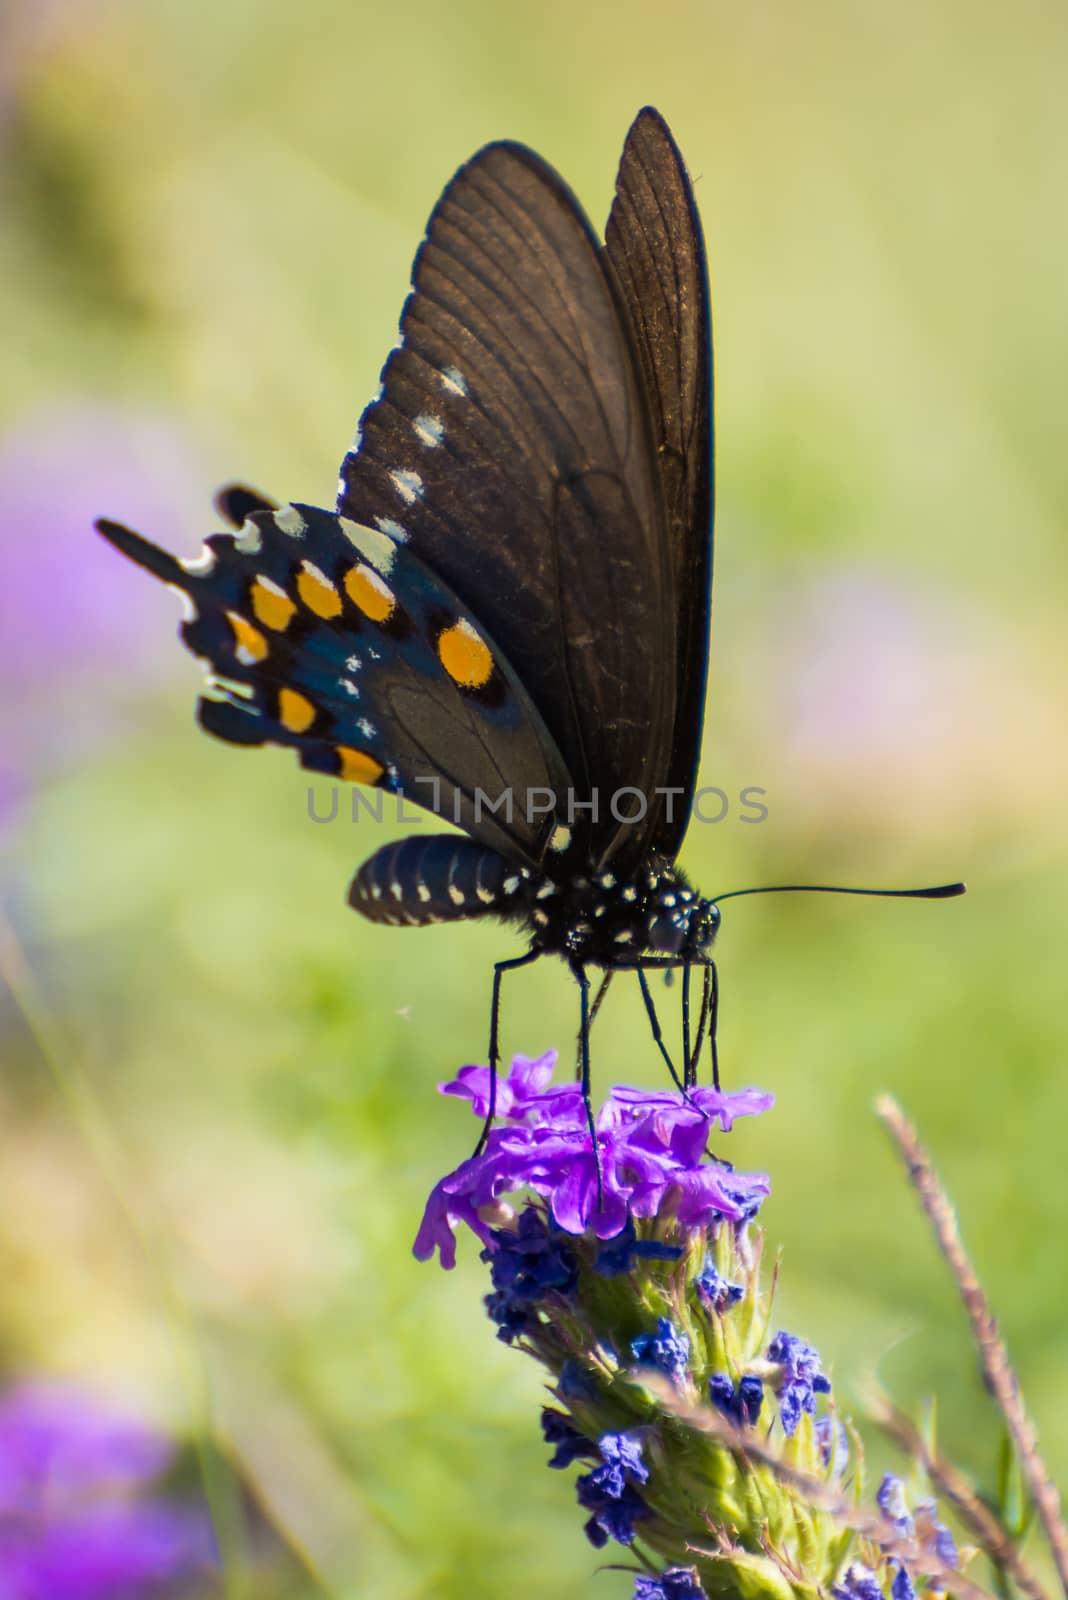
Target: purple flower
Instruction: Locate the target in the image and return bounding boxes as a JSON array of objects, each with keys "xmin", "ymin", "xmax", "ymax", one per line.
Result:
[
  {"xmin": 834, "ymin": 1564, "xmax": 886, "ymax": 1600},
  {"xmin": 541, "ymin": 1409, "xmax": 592, "ymax": 1469},
  {"xmin": 595, "ymin": 1430, "xmax": 650, "ymax": 1491},
  {"xmin": 594, "ymin": 1217, "xmax": 683, "ymax": 1277},
  {"xmin": 708, "ymin": 1372, "xmax": 764, "ymax": 1426},
  {"xmin": 694, "ymin": 1260, "xmax": 743, "ymax": 1312},
  {"xmin": 635, "ymin": 1570, "xmax": 707, "ymax": 1600},
  {"xmin": 612, "ymin": 1083, "xmax": 774, "ymax": 1133},
  {"xmin": 481, "ymin": 1208, "xmax": 578, "ymax": 1342},
  {"xmin": 915, "ymin": 1501, "xmax": 958, "ymax": 1570},
  {"xmin": 441, "ymin": 1051, "xmax": 585, "ymax": 1124},
  {"xmin": 575, "ymin": 1431, "xmax": 650, "ymax": 1548},
  {"xmin": 873, "ymin": 1481, "xmax": 957, "ymax": 1595},
  {"xmin": 766, "ymin": 1330, "xmax": 831, "ymax": 1437},
  {"xmin": 891, "ymin": 1568, "xmax": 916, "ymax": 1600},
  {"xmin": 816, "ymin": 1415, "xmax": 850, "ymax": 1477},
  {"xmin": 0, "ymin": 1381, "xmax": 213, "ymax": 1599},
  {"xmin": 631, "ymin": 1317, "xmax": 690, "ymax": 1383},
  {"xmin": 877, "ymin": 1474, "xmax": 913, "ymax": 1536},
  {"xmin": 415, "ymin": 1056, "xmax": 773, "ymax": 1265}
]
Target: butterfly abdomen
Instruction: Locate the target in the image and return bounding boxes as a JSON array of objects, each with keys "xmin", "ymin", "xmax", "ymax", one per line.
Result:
[{"xmin": 349, "ymin": 834, "xmax": 530, "ymax": 926}]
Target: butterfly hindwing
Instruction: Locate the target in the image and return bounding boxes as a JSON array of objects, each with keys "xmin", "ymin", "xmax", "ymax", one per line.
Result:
[
  {"xmin": 604, "ymin": 107, "xmax": 714, "ymax": 862},
  {"xmin": 96, "ymin": 503, "xmax": 572, "ymax": 864},
  {"xmin": 336, "ymin": 136, "xmax": 680, "ymax": 872}
]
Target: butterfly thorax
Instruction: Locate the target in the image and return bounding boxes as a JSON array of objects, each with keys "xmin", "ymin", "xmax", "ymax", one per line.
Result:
[{"xmin": 516, "ymin": 863, "xmax": 720, "ymax": 968}]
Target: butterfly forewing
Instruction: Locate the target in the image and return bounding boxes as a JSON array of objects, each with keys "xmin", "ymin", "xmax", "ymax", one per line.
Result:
[
  {"xmin": 604, "ymin": 107, "xmax": 714, "ymax": 862},
  {"xmin": 336, "ymin": 138, "xmax": 679, "ymax": 871}
]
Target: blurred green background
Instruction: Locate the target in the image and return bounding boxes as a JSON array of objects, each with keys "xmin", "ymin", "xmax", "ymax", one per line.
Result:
[{"xmin": 2, "ymin": 1, "xmax": 1066, "ymax": 1594}]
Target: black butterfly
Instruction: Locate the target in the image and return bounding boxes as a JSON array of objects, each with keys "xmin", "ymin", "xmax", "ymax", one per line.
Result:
[{"xmin": 97, "ymin": 108, "xmax": 962, "ymax": 1112}]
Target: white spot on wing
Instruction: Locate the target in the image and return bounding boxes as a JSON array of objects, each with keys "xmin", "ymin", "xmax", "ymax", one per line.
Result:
[
  {"xmin": 448, "ymin": 884, "xmax": 465, "ymax": 906},
  {"xmin": 374, "ymin": 515, "xmax": 408, "ymax": 544},
  {"xmin": 548, "ymin": 825, "xmax": 571, "ymax": 854},
  {"xmin": 390, "ymin": 468, "xmax": 423, "ymax": 505},
  {"xmin": 274, "ymin": 505, "xmax": 307, "ymax": 538},
  {"xmin": 503, "ymin": 875, "xmax": 520, "ymax": 894},
  {"xmin": 338, "ymin": 516, "xmax": 398, "ymax": 575},
  {"xmin": 235, "ymin": 520, "xmax": 262, "ymax": 554},
  {"xmin": 339, "ymin": 679, "xmax": 360, "ymax": 698},
  {"xmin": 356, "ymin": 717, "xmax": 377, "ymax": 738},
  {"xmin": 180, "ymin": 545, "xmax": 216, "ymax": 575},
  {"xmin": 412, "ymin": 413, "xmax": 444, "ymax": 448},
  {"xmin": 207, "ymin": 674, "xmax": 253, "ymax": 700},
  {"xmin": 440, "ymin": 366, "xmax": 468, "ymax": 397},
  {"xmin": 166, "ymin": 583, "xmax": 197, "ymax": 622},
  {"xmin": 345, "ymin": 654, "xmax": 363, "ymax": 672}
]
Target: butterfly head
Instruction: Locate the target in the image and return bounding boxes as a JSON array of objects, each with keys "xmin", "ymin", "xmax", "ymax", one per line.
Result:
[{"xmin": 643, "ymin": 879, "xmax": 720, "ymax": 960}]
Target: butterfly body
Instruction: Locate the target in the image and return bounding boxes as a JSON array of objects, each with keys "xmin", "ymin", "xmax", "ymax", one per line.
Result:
[{"xmin": 349, "ymin": 831, "xmax": 718, "ymax": 966}]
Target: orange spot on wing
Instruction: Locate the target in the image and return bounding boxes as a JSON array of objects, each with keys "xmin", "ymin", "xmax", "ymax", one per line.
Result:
[
  {"xmin": 250, "ymin": 576, "xmax": 296, "ymax": 631},
  {"xmin": 438, "ymin": 619, "xmax": 494, "ymax": 688},
  {"xmin": 278, "ymin": 687, "xmax": 317, "ymax": 733},
  {"xmin": 297, "ymin": 563, "xmax": 342, "ymax": 618},
  {"xmin": 343, "ymin": 563, "xmax": 396, "ymax": 622},
  {"xmin": 226, "ymin": 611, "xmax": 268, "ymax": 663},
  {"xmin": 336, "ymin": 747, "xmax": 385, "ymax": 785}
]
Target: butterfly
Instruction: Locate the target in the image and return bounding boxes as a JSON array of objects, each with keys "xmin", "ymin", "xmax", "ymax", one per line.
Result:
[{"xmin": 97, "ymin": 108, "xmax": 963, "ymax": 1115}]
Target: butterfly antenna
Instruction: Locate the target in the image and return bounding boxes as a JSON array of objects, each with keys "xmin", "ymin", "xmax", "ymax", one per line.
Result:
[{"xmin": 711, "ymin": 881, "xmax": 966, "ymax": 905}]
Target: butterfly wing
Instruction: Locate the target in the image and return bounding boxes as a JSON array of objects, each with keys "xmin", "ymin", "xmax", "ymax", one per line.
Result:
[
  {"xmin": 335, "ymin": 133, "xmax": 679, "ymax": 874},
  {"xmin": 604, "ymin": 107, "xmax": 714, "ymax": 862},
  {"xmin": 96, "ymin": 502, "xmax": 572, "ymax": 864}
]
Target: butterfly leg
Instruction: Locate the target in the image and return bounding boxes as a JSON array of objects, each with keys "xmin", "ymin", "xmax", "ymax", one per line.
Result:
[
  {"xmin": 570, "ymin": 961, "xmax": 603, "ymax": 1208},
  {"xmin": 681, "ymin": 964, "xmax": 691, "ymax": 1080},
  {"xmin": 575, "ymin": 971, "xmax": 615, "ymax": 1079},
  {"xmin": 686, "ymin": 964, "xmax": 710, "ymax": 1088},
  {"xmin": 476, "ymin": 945, "xmax": 541, "ymax": 1154},
  {"xmin": 636, "ymin": 967, "xmax": 685, "ymax": 1092},
  {"xmin": 706, "ymin": 958, "xmax": 720, "ymax": 1090}
]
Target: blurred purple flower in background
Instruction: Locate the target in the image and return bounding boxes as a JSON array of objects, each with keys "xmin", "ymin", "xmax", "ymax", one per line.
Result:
[
  {"xmin": 769, "ymin": 569, "xmax": 951, "ymax": 766},
  {"xmin": 0, "ymin": 1380, "xmax": 213, "ymax": 1598},
  {"xmin": 0, "ymin": 403, "xmax": 201, "ymax": 832}
]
